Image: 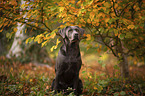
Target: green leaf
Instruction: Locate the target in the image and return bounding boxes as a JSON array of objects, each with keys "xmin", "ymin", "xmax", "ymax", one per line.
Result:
[
  {"xmin": 120, "ymin": 91, "xmax": 126, "ymax": 96},
  {"xmin": 102, "ymin": 64, "xmax": 106, "ymax": 67},
  {"xmin": 25, "ymin": 37, "xmax": 34, "ymax": 44},
  {"xmin": 119, "ymin": 33, "xmax": 125, "ymax": 39},
  {"xmin": 113, "ymin": 65, "xmax": 119, "ymax": 70},
  {"xmin": 100, "ymin": 73, "xmax": 105, "ymax": 76},
  {"xmin": 114, "ymin": 92, "xmax": 119, "ymax": 96},
  {"xmin": 50, "ymin": 6, "xmax": 57, "ymax": 11},
  {"xmin": 82, "ymin": 71, "xmax": 86, "ymax": 74},
  {"xmin": 98, "ymin": 60, "xmax": 103, "ymax": 64}
]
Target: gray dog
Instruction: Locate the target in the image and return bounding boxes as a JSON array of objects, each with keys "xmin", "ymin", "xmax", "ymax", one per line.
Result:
[{"xmin": 51, "ymin": 26, "xmax": 84, "ymax": 95}]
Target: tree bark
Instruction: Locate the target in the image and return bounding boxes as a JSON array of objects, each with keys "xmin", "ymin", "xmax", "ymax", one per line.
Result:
[
  {"xmin": 6, "ymin": 23, "xmax": 25, "ymax": 58},
  {"xmin": 118, "ymin": 53, "xmax": 129, "ymax": 78},
  {"xmin": 115, "ymin": 40, "xmax": 129, "ymax": 78},
  {"xmin": 6, "ymin": 0, "xmax": 27, "ymax": 58}
]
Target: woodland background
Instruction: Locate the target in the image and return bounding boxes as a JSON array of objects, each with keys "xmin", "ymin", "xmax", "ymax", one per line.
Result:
[{"xmin": 0, "ymin": 0, "xmax": 145, "ymax": 95}]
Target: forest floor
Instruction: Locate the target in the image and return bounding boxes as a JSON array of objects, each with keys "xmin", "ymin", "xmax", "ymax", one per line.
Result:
[{"xmin": 0, "ymin": 56, "xmax": 145, "ymax": 96}]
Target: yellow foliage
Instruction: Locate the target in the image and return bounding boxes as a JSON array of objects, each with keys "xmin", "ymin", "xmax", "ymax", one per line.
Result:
[
  {"xmin": 105, "ymin": 18, "xmax": 110, "ymax": 23},
  {"xmin": 127, "ymin": 25, "xmax": 135, "ymax": 29},
  {"xmin": 50, "ymin": 39, "xmax": 60, "ymax": 52},
  {"xmin": 50, "ymin": 33, "xmax": 56, "ymax": 39},
  {"xmin": 94, "ymin": 86, "xmax": 97, "ymax": 90},
  {"xmin": 90, "ymin": 12, "xmax": 95, "ymax": 21},
  {"xmin": 29, "ymin": 79, "xmax": 33, "ymax": 82},
  {"xmin": 21, "ymin": 4, "xmax": 25, "ymax": 9},
  {"xmin": 59, "ymin": 7, "xmax": 65, "ymax": 12},
  {"xmin": 104, "ymin": 2, "xmax": 111, "ymax": 8},
  {"xmin": 41, "ymin": 41, "xmax": 48, "ymax": 47},
  {"xmin": 86, "ymin": 34, "xmax": 91, "ymax": 41}
]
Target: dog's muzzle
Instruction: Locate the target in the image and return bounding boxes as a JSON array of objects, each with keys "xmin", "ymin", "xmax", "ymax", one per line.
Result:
[{"xmin": 74, "ymin": 33, "xmax": 79, "ymax": 40}]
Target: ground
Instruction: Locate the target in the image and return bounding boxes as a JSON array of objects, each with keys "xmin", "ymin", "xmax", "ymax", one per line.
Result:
[{"xmin": 0, "ymin": 55, "xmax": 145, "ymax": 96}]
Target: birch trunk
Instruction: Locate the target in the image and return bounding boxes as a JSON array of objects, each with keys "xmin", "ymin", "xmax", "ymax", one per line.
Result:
[
  {"xmin": 6, "ymin": 23, "xmax": 25, "ymax": 58},
  {"xmin": 6, "ymin": 0, "xmax": 26, "ymax": 58}
]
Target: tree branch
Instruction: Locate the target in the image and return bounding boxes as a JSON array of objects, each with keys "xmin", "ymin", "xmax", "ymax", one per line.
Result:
[
  {"xmin": 0, "ymin": 6, "xmax": 52, "ymax": 32},
  {"xmin": 112, "ymin": 0, "xmax": 119, "ymax": 17},
  {"xmin": 98, "ymin": 32, "xmax": 119, "ymax": 57},
  {"xmin": 2, "ymin": 15, "xmax": 50, "ymax": 32}
]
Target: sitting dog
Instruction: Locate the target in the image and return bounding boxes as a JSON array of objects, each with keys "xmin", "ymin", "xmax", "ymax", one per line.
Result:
[{"xmin": 51, "ymin": 26, "xmax": 84, "ymax": 95}]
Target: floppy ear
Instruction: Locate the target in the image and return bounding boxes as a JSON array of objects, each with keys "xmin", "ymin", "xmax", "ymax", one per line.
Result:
[
  {"xmin": 75, "ymin": 26, "xmax": 85, "ymax": 36},
  {"xmin": 79, "ymin": 27, "xmax": 85, "ymax": 36},
  {"xmin": 58, "ymin": 26, "xmax": 68, "ymax": 38}
]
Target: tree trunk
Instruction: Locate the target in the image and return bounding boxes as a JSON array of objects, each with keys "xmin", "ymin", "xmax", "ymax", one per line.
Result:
[
  {"xmin": 115, "ymin": 40, "xmax": 129, "ymax": 78},
  {"xmin": 6, "ymin": 0, "xmax": 27, "ymax": 58},
  {"xmin": 6, "ymin": 23, "xmax": 25, "ymax": 58},
  {"xmin": 117, "ymin": 53, "xmax": 129, "ymax": 78}
]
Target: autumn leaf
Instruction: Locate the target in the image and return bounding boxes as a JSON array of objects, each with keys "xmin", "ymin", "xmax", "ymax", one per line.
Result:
[
  {"xmin": 59, "ymin": 7, "xmax": 65, "ymax": 12},
  {"xmin": 21, "ymin": 3, "xmax": 25, "ymax": 9},
  {"xmin": 90, "ymin": 12, "xmax": 95, "ymax": 21},
  {"xmin": 13, "ymin": 28, "xmax": 18, "ymax": 32},
  {"xmin": 25, "ymin": 37, "xmax": 34, "ymax": 44},
  {"xmin": 86, "ymin": 34, "xmax": 91, "ymax": 41},
  {"xmin": 41, "ymin": 41, "xmax": 48, "ymax": 47},
  {"xmin": 127, "ymin": 25, "xmax": 135, "ymax": 29}
]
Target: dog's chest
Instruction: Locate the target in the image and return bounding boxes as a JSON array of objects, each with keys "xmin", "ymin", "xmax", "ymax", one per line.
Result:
[{"xmin": 60, "ymin": 58, "xmax": 80, "ymax": 83}]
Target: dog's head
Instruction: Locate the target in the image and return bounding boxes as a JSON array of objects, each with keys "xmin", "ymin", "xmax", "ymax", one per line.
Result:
[{"xmin": 58, "ymin": 26, "xmax": 84, "ymax": 43}]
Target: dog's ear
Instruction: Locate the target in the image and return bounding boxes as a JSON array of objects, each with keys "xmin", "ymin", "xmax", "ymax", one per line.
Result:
[
  {"xmin": 58, "ymin": 26, "xmax": 69, "ymax": 38},
  {"xmin": 79, "ymin": 27, "xmax": 85, "ymax": 36},
  {"xmin": 75, "ymin": 26, "xmax": 85, "ymax": 36}
]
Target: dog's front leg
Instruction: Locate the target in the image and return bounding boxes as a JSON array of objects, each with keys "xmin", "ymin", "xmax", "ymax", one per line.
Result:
[
  {"xmin": 54, "ymin": 71, "xmax": 60, "ymax": 93},
  {"xmin": 73, "ymin": 74, "xmax": 79, "ymax": 95}
]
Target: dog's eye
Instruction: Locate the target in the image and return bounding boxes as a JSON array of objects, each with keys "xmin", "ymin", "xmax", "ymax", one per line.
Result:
[
  {"xmin": 75, "ymin": 29, "xmax": 79, "ymax": 32},
  {"xmin": 68, "ymin": 29, "xmax": 73, "ymax": 33}
]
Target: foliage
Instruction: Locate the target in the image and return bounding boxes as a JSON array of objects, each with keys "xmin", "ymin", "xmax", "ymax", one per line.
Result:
[
  {"xmin": 0, "ymin": 0, "xmax": 145, "ymax": 83},
  {"xmin": 1, "ymin": 0, "xmax": 144, "ymax": 57},
  {"xmin": 0, "ymin": 56, "xmax": 145, "ymax": 95}
]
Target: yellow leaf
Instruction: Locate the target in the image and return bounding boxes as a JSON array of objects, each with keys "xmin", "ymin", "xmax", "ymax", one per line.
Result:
[
  {"xmin": 56, "ymin": 39, "xmax": 61, "ymax": 45},
  {"xmin": 50, "ymin": 46, "xmax": 55, "ymax": 52},
  {"xmin": 35, "ymin": 23, "xmax": 38, "ymax": 27},
  {"xmin": 21, "ymin": 4, "xmax": 25, "ymax": 9},
  {"xmin": 38, "ymin": 38, "xmax": 43, "ymax": 44},
  {"xmin": 0, "ymin": 29, "xmax": 3, "ymax": 32},
  {"xmin": 50, "ymin": 33, "xmax": 56, "ymax": 39},
  {"xmin": 86, "ymin": 34, "xmax": 91, "ymax": 41},
  {"xmin": 127, "ymin": 25, "xmax": 135, "ymax": 29},
  {"xmin": 25, "ymin": 37, "xmax": 34, "ymax": 44},
  {"xmin": 90, "ymin": 12, "xmax": 95, "ymax": 21},
  {"xmin": 29, "ymin": 79, "xmax": 33, "ymax": 82},
  {"xmin": 41, "ymin": 41, "xmax": 48, "ymax": 47},
  {"xmin": 13, "ymin": 28, "xmax": 18, "ymax": 32},
  {"xmin": 105, "ymin": 18, "xmax": 110, "ymax": 23},
  {"xmin": 10, "ymin": 67, "xmax": 13, "ymax": 72},
  {"xmin": 87, "ymin": 73, "xmax": 92, "ymax": 78},
  {"xmin": 118, "ymin": 53, "xmax": 121, "ymax": 57},
  {"xmin": 59, "ymin": 7, "xmax": 65, "ymax": 12},
  {"xmin": 25, "ymin": 29, "xmax": 27, "ymax": 33},
  {"xmin": 94, "ymin": 86, "xmax": 97, "ymax": 90},
  {"xmin": 104, "ymin": 2, "xmax": 111, "ymax": 8}
]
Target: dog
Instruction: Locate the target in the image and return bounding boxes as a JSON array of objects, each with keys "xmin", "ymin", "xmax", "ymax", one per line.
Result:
[{"xmin": 51, "ymin": 26, "xmax": 84, "ymax": 95}]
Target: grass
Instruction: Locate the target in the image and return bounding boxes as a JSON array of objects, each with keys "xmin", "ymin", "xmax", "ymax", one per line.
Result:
[{"xmin": 0, "ymin": 55, "xmax": 145, "ymax": 96}]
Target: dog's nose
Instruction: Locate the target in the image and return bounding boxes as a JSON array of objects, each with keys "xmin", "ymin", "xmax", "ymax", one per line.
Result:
[
  {"xmin": 75, "ymin": 33, "xmax": 78, "ymax": 36},
  {"xmin": 74, "ymin": 33, "xmax": 79, "ymax": 39}
]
